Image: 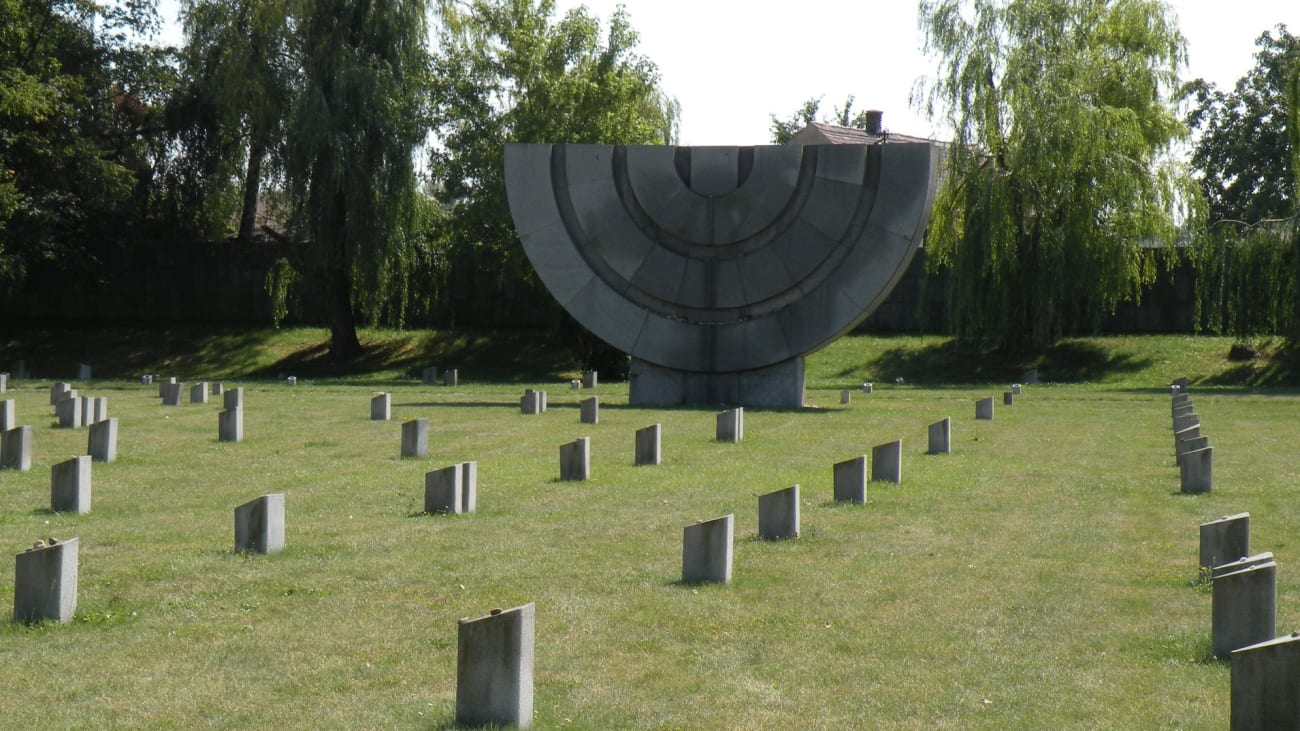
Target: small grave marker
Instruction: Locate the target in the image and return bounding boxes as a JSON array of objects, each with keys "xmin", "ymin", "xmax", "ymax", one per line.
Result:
[
  {"xmin": 682, "ymin": 514, "xmax": 734, "ymax": 584},
  {"xmin": 1003, "ymin": 391, "xmax": 1014, "ymax": 406},
  {"xmin": 1, "ymin": 425, "xmax": 33, "ymax": 471},
  {"xmin": 0, "ymin": 399, "xmax": 13, "ymax": 431},
  {"xmin": 1201, "ymin": 513, "xmax": 1251, "ymax": 574},
  {"xmin": 758, "ymin": 485, "xmax": 799, "ymax": 540},
  {"xmin": 223, "ymin": 388, "xmax": 243, "ymax": 410},
  {"xmin": 50, "ymin": 383, "xmax": 70, "ymax": 405},
  {"xmin": 579, "ymin": 396, "xmax": 599, "ymax": 424},
  {"xmin": 234, "ymin": 493, "xmax": 285, "ymax": 554},
  {"xmin": 13, "ymin": 537, "xmax": 78, "ymax": 624},
  {"xmin": 559, "ymin": 437, "xmax": 590, "ymax": 481},
  {"xmin": 401, "ymin": 418, "xmax": 428, "ymax": 458},
  {"xmin": 92, "ymin": 396, "xmax": 107, "ymax": 424},
  {"xmin": 190, "ymin": 383, "xmax": 209, "ymax": 404},
  {"xmin": 371, "ymin": 392, "xmax": 391, "ymax": 421},
  {"xmin": 975, "ymin": 397, "xmax": 994, "ymax": 420},
  {"xmin": 840, "ymin": 390, "xmax": 850, "ymax": 405},
  {"xmin": 1231, "ymin": 632, "xmax": 1300, "ymax": 730},
  {"xmin": 1181, "ymin": 446, "xmax": 1213, "ymax": 494},
  {"xmin": 50, "ymin": 455, "xmax": 91, "ymax": 514},
  {"xmin": 443, "ymin": 369, "xmax": 459, "ymax": 387},
  {"xmin": 456, "ymin": 603, "xmax": 535, "ymax": 729},
  {"xmin": 425, "ymin": 462, "xmax": 477, "ymax": 514},
  {"xmin": 582, "ymin": 370, "xmax": 598, "ymax": 389},
  {"xmin": 161, "ymin": 382, "xmax": 184, "ymax": 406},
  {"xmin": 928, "ymin": 417, "xmax": 951, "ymax": 455},
  {"xmin": 421, "ymin": 366, "xmax": 438, "ymax": 385},
  {"xmin": 635, "ymin": 424, "xmax": 661, "ymax": 466},
  {"xmin": 87, "ymin": 418, "xmax": 118, "ymax": 463},
  {"xmin": 55, "ymin": 396, "xmax": 81, "ymax": 428},
  {"xmin": 1011, "ymin": 383, "xmax": 1022, "ymax": 395},
  {"xmin": 862, "ymin": 382, "xmax": 873, "ymax": 393},
  {"xmin": 716, "ymin": 407, "xmax": 743, "ymax": 443},
  {"xmin": 211, "ymin": 382, "xmax": 223, "ymax": 396},
  {"xmin": 1213, "ymin": 559, "xmax": 1276, "ymax": 658},
  {"xmin": 833, "ymin": 456, "xmax": 867, "ymax": 503},
  {"xmin": 219, "ymin": 407, "xmax": 243, "ymax": 443},
  {"xmin": 77, "ymin": 364, "xmax": 91, "ymax": 381},
  {"xmin": 871, "ymin": 440, "xmax": 902, "ymax": 483}
]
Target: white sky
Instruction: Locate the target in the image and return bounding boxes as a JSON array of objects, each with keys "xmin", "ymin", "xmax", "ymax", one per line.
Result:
[{"xmin": 158, "ymin": 1, "xmax": 1298, "ymax": 145}]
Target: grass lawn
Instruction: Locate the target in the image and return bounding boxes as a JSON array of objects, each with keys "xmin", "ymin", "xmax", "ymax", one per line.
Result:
[{"xmin": 1, "ymin": 330, "xmax": 1298, "ymax": 728}]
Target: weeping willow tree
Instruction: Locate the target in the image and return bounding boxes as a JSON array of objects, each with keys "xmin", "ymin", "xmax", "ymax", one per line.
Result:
[
  {"xmin": 918, "ymin": 0, "xmax": 1199, "ymax": 351},
  {"xmin": 284, "ymin": 0, "xmax": 430, "ymax": 358}
]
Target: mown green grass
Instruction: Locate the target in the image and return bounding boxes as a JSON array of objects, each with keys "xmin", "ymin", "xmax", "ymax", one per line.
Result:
[{"xmin": 1, "ymin": 332, "xmax": 1298, "ymax": 728}]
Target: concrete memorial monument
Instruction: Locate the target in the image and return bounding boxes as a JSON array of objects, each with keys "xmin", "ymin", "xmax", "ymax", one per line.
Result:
[
  {"xmin": 840, "ymin": 390, "xmax": 851, "ymax": 405},
  {"xmin": 234, "ymin": 493, "xmax": 285, "ymax": 554},
  {"xmin": 928, "ymin": 417, "xmax": 951, "ymax": 455},
  {"xmin": 682, "ymin": 514, "xmax": 734, "ymax": 584},
  {"xmin": 1, "ymin": 425, "xmax": 33, "ymax": 471},
  {"xmin": 401, "ymin": 418, "xmax": 429, "ymax": 458},
  {"xmin": 635, "ymin": 424, "xmax": 661, "ymax": 466},
  {"xmin": 505, "ymin": 142, "xmax": 939, "ymax": 407},
  {"xmin": 579, "ymin": 396, "xmax": 599, "ymax": 425},
  {"xmin": 1003, "ymin": 391, "xmax": 1014, "ymax": 406},
  {"xmin": 559, "ymin": 437, "xmax": 590, "ymax": 481},
  {"xmin": 871, "ymin": 440, "xmax": 902, "ymax": 483},
  {"xmin": 88, "ymin": 417, "xmax": 118, "ymax": 463},
  {"xmin": 456, "ymin": 603, "xmax": 535, "ymax": 729},
  {"xmin": 371, "ymin": 392, "xmax": 391, "ymax": 421},
  {"xmin": 833, "ymin": 456, "xmax": 867, "ymax": 503},
  {"xmin": 716, "ymin": 407, "xmax": 743, "ymax": 443},
  {"xmin": 50, "ymin": 382, "xmax": 71, "ymax": 405},
  {"xmin": 50, "ymin": 456, "xmax": 91, "ymax": 514},
  {"xmin": 758, "ymin": 485, "xmax": 799, "ymax": 540},
  {"xmin": 13, "ymin": 537, "xmax": 78, "ymax": 624},
  {"xmin": 1231, "ymin": 632, "xmax": 1300, "ymax": 730},
  {"xmin": 211, "ymin": 382, "xmax": 224, "ymax": 396},
  {"xmin": 1213, "ymin": 557, "xmax": 1276, "ymax": 658},
  {"xmin": 1201, "ymin": 513, "xmax": 1250, "ymax": 573}
]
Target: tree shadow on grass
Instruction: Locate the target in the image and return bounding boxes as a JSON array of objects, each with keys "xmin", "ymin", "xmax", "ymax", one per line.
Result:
[
  {"xmin": 1, "ymin": 326, "xmax": 279, "ymax": 380},
  {"xmin": 1199, "ymin": 342, "xmax": 1300, "ymax": 388},
  {"xmin": 839, "ymin": 338, "xmax": 1153, "ymax": 385}
]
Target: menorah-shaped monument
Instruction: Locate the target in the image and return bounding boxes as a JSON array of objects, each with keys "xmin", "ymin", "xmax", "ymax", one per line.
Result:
[{"xmin": 505, "ymin": 142, "xmax": 938, "ymax": 406}]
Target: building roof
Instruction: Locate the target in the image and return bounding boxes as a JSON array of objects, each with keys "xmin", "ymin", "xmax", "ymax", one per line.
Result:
[{"xmin": 787, "ymin": 121, "xmax": 941, "ymax": 147}]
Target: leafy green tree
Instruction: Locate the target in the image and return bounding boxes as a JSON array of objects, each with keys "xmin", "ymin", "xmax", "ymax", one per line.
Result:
[
  {"xmin": 168, "ymin": 0, "xmax": 294, "ymax": 240},
  {"xmin": 0, "ymin": 0, "xmax": 165, "ymax": 292},
  {"xmin": 769, "ymin": 95, "xmax": 880, "ymax": 143},
  {"xmin": 918, "ymin": 0, "xmax": 1196, "ymax": 351},
  {"xmin": 284, "ymin": 0, "xmax": 431, "ymax": 358},
  {"xmin": 1182, "ymin": 25, "xmax": 1299, "ymax": 225}
]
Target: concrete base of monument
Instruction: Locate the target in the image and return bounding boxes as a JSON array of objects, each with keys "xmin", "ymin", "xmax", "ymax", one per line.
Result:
[{"xmin": 629, "ymin": 357, "xmax": 805, "ymax": 408}]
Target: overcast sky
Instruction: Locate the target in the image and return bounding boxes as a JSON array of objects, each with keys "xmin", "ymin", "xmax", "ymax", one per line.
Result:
[{"xmin": 158, "ymin": 1, "xmax": 1297, "ymax": 146}]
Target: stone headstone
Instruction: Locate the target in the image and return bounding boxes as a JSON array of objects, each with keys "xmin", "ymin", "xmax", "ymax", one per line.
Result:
[
  {"xmin": 1, "ymin": 425, "xmax": 33, "ymax": 471},
  {"xmin": 1003, "ymin": 391, "xmax": 1014, "ymax": 406},
  {"xmin": 635, "ymin": 424, "xmax": 661, "ymax": 466},
  {"xmin": 425, "ymin": 463, "xmax": 477, "ymax": 514},
  {"xmin": 1175, "ymin": 422, "xmax": 1201, "ymax": 450},
  {"xmin": 77, "ymin": 364, "xmax": 91, "ymax": 381},
  {"xmin": 92, "ymin": 396, "xmax": 107, "ymax": 424},
  {"xmin": 370, "ymin": 392, "xmax": 391, "ymax": 421},
  {"xmin": 0, "ymin": 372, "xmax": 6, "ymax": 392},
  {"xmin": 13, "ymin": 537, "xmax": 78, "ymax": 624},
  {"xmin": 141, "ymin": 374, "xmax": 153, "ymax": 385},
  {"xmin": 582, "ymin": 370, "xmax": 597, "ymax": 389},
  {"xmin": 871, "ymin": 440, "xmax": 902, "ymax": 483},
  {"xmin": 401, "ymin": 418, "xmax": 428, "ymax": 458},
  {"xmin": 559, "ymin": 437, "xmax": 590, "ymax": 481},
  {"xmin": 1172, "ymin": 376, "xmax": 1189, "ymax": 391},
  {"xmin": 55, "ymin": 396, "xmax": 81, "ymax": 428},
  {"xmin": 211, "ymin": 382, "xmax": 224, "ymax": 396},
  {"xmin": 223, "ymin": 387, "xmax": 243, "ymax": 410},
  {"xmin": 50, "ymin": 383, "xmax": 70, "ymax": 405},
  {"xmin": 716, "ymin": 407, "xmax": 743, "ymax": 443},
  {"xmin": 579, "ymin": 396, "xmax": 599, "ymax": 425},
  {"xmin": 1213, "ymin": 553, "xmax": 1275, "ymax": 581},
  {"xmin": 1173, "ymin": 412, "xmax": 1199, "ymax": 433},
  {"xmin": 0, "ymin": 399, "xmax": 13, "ymax": 432},
  {"xmin": 421, "ymin": 366, "xmax": 438, "ymax": 385},
  {"xmin": 190, "ymin": 383, "xmax": 209, "ymax": 404},
  {"xmin": 840, "ymin": 390, "xmax": 851, "ymax": 405},
  {"xmin": 570, "ymin": 379, "xmax": 581, "ymax": 390},
  {"xmin": 234, "ymin": 493, "xmax": 285, "ymax": 554},
  {"xmin": 161, "ymin": 382, "xmax": 184, "ymax": 406},
  {"xmin": 975, "ymin": 397, "xmax": 994, "ymax": 420},
  {"xmin": 928, "ymin": 417, "xmax": 951, "ymax": 455},
  {"xmin": 456, "ymin": 603, "xmax": 535, "ymax": 729},
  {"xmin": 14, "ymin": 361, "xmax": 28, "ymax": 379},
  {"xmin": 88, "ymin": 418, "xmax": 118, "ymax": 463},
  {"xmin": 1172, "ymin": 393, "xmax": 1192, "ymax": 411},
  {"xmin": 1172, "ymin": 403, "xmax": 1194, "ymax": 418},
  {"xmin": 460, "ymin": 461, "xmax": 478, "ymax": 513},
  {"xmin": 1231, "ymin": 632, "xmax": 1300, "ymax": 730},
  {"xmin": 758, "ymin": 485, "xmax": 799, "ymax": 540},
  {"xmin": 1213, "ymin": 559, "xmax": 1276, "ymax": 658},
  {"xmin": 682, "ymin": 514, "xmax": 734, "ymax": 584},
  {"xmin": 862, "ymin": 382, "xmax": 873, "ymax": 394},
  {"xmin": 159, "ymin": 376, "xmax": 176, "ymax": 398},
  {"xmin": 1180, "ymin": 446, "xmax": 1213, "ymax": 494},
  {"xmin": 443, "ymin": 369, "xmax": 459, "ymax": 387},
  {"xmin": 78, "ymin": 396, "xmax": 93, "ymax": 427},
  {"xmin": 1011, "ymin": 383, "xmax": 1022, "ymax": 395},
  {"xmin": 1201, "ymin": 513, "xmax": 1251, "ymax": 573},
  {"xmin": 219, "ymin": 407, "xmax": 243, "ymax": 443},
  {"xmin": 520, "ymin": 389, "xmax": 547, "ymax": 415},
  {"xmin": 833, "ymin": 456, "xmax": 867, "ymax": 503},
  {"xmin": 50, "ymin": 455, "xmax": 91, "ymax": 514}
]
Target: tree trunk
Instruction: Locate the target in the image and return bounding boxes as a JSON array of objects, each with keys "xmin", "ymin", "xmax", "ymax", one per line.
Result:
[
  {"xmin": 238, "ymin": 138, "xmax": 264, "ymax": 242},
  {"xmin": 328, "ymin": 192, "xmax": 362, "ymax": 359}
]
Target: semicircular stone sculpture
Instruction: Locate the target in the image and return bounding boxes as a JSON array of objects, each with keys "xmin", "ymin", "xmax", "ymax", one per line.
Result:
[{"xmin": 505, "ymin": 143, "xmax": 938, "ymax": 407}]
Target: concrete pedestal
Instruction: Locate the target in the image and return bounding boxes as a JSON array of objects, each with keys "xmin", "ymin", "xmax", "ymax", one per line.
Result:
[
  {"xmin": 1181, "ymin": 446, "xmax": 1213, "ymax": 494},
  {"xmin": 13, "ymin": 537, "xmax": 78, "ymax": 624},
  {"xmin": 50, "ymin": 455, "xmax": 91, "ymax": 514},
  {"xmin": 630, "ymin": 357, "xmax": 805, "ymax": 408},
  {"xmin": 1231, "ymin": 632, "xmax": 1300, "ymax": 730},
  {"xmin": 401, "ymin": 418, "xmax": 428, "ymax": 458},
  {"xmin": 871, "ymin": 440, "xmax": 902, "ymax": 483},
  {"xmin": 219, "ymin": 407, "xmax": 243, "ymax": 443},
  {"xmin": 560, "ymin": 437, "xmax": 590, "ymax": 481},
  {"xmin": 758, "ymin": 485, "xmax": 799, "ymax": 540},
  {"xmin": 928, "ymin": 417, "xmax": 951, "ymax": 455},
  {"xmin": 234, "ymin": 493, "xmax": 285, "ymax": 554},
  {"xmin": 833, "ymin": 456, "xmax": 867, "ymax": 503},
  {"xmin": 975, "ymin": 397, "xmax": 994, "ymax": 420},
  {"xmin": 456, "ymin": 603, "xmax": 535, "ymax": 729},
  {"xmin": 635, "ymin": 424, "xmax": 661, "ymax": 466},
  {"xmin": 716, "ymin": 408, "xmax": 743, "ymax": 443},
  {"xmin": 579, "ymin": 396, "xmax": 599, "ymax": 425},
  {"xmin": 88, "ymin": 418, "xmax": 118, "ymax": 463},
  {"xmin": 682, "ymin": 514, "xmax": 734, "ymax": 584},
  {"xmin": 1213, "ymin": 560, "xmax": 1276, "ymax": 658},
  {"xmin": 1, "ymin": 425, "xmax": 33, "ymax": 470},
  {"xmin": 1201, "ymin": 513, "xmax": 1250, "ymax": 573},
  {"xmin": 371, "ymin": 393, "xmax": 391, "ymax": 421}
]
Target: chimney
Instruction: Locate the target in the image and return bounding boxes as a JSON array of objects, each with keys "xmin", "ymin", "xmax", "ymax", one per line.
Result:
[{"xmin": 864, "ymin": 110, "xmax": 883, "ymax": 136}]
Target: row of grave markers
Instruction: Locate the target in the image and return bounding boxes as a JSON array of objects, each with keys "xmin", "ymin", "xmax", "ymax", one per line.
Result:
[{"xmin": 1171, "ymin": 379, "xmax": 1213, "ymax": 493}]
